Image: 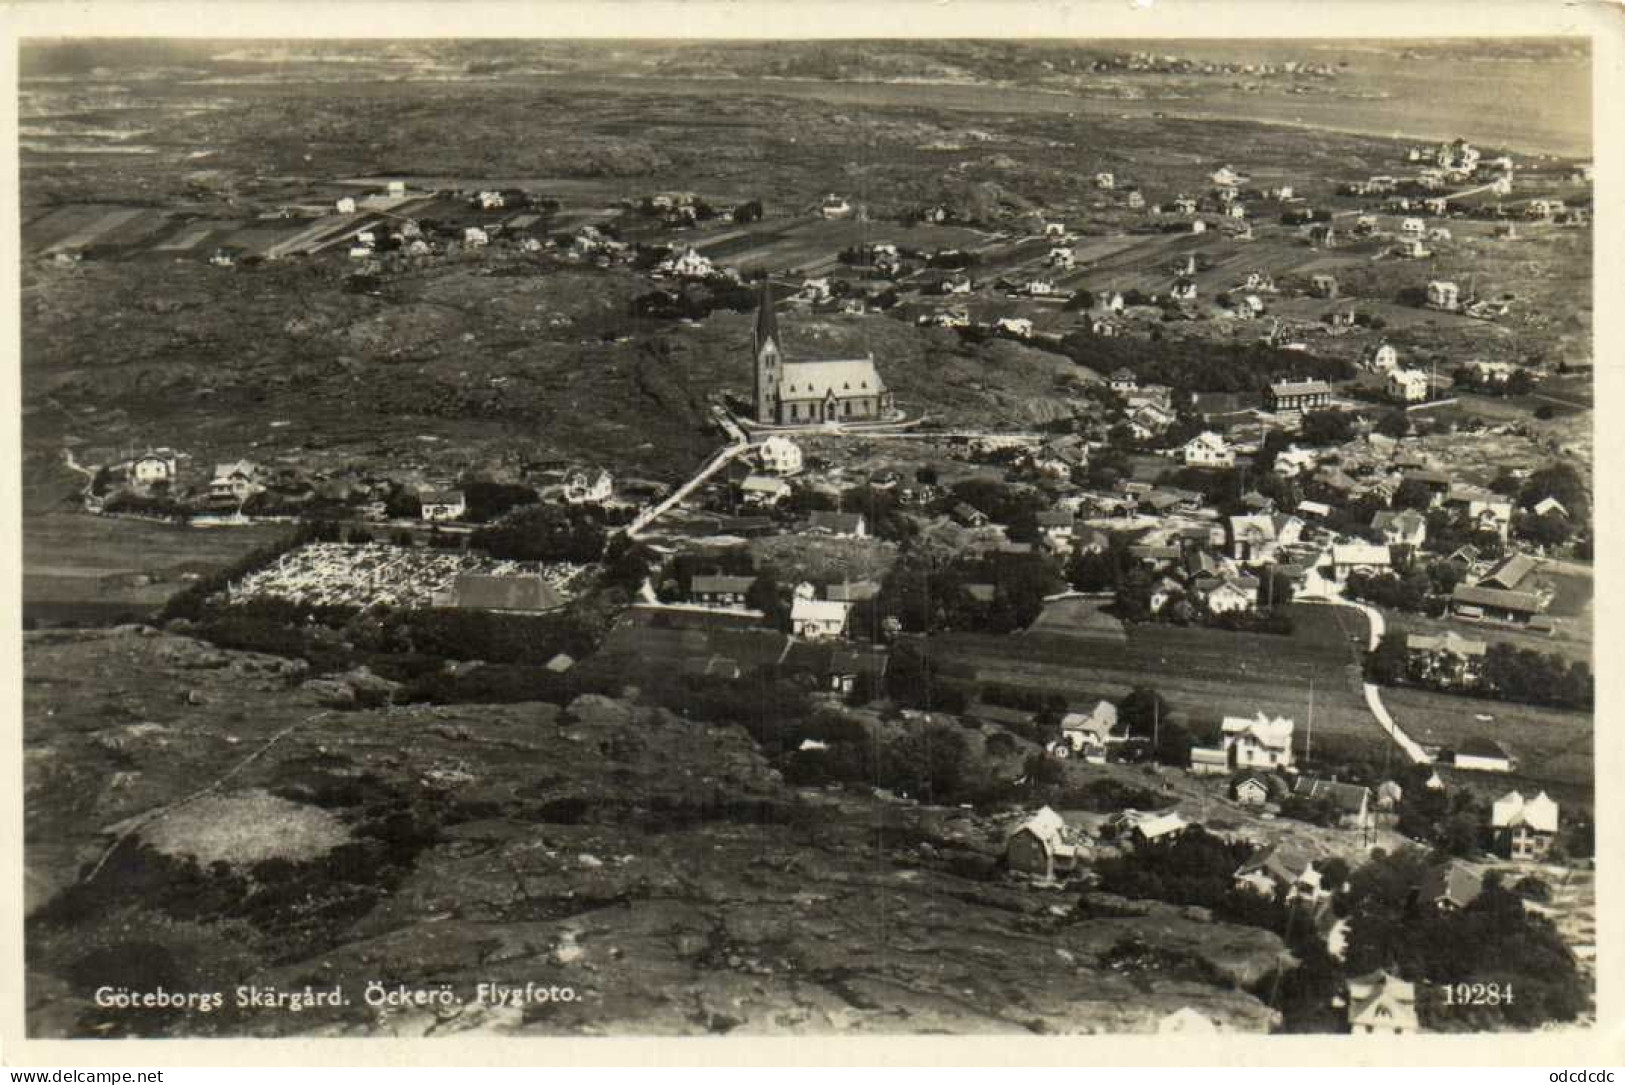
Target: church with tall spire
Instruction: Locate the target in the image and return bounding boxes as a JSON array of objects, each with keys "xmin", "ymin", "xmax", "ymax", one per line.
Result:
[{"xmin": 751, "ymin": 279, "xmax": 892, "ymax": 426}]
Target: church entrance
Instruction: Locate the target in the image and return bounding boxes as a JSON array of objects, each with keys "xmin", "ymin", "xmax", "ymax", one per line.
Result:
[{"xmin": 824, "ymin": 399, "xmax": 838, "ymax": 422}]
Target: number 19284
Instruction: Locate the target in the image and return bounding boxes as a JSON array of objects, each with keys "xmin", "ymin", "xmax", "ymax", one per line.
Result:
[{"xmin": 1441, "ymin": 982, "xmax": 1514, "ymax": 1007}]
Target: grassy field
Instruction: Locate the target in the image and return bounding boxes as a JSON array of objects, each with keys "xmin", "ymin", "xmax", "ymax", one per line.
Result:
[
  {"xmin": 932, "ymin": 601, "xmax": 1389, "ymax": 767},
  {"xmin": 1381, "ymin": 685, "xmax": 1591, "ymax": 795},
  {"xmin": 22, "ymin": 512, "xmax": 291, "ymax": 623}
]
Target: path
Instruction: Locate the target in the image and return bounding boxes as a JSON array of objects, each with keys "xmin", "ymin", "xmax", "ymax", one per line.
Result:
[
  {"xmin": 624, "ymin": 419, "xmax": 750, "ymax": 539},
  {"xmin": 1302, "ymin": 596, "xmax": 1432, "ymax": 766}
]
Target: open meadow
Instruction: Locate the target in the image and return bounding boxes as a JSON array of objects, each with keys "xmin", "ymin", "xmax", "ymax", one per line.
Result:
[{"xmin": 22, "ymin": 513, "xmax": 291, "ymax": 625}]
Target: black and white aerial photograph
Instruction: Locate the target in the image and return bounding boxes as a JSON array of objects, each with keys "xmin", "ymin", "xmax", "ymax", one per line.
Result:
[{"xmin": 13, "ymin": 14, "xmax": 1605, "ymax": 1049}]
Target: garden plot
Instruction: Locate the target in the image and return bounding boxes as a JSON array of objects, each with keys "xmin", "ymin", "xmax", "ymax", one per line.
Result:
[{"xmin": 225, "ymin": 543, "xmax": 586, "ymax": 610}]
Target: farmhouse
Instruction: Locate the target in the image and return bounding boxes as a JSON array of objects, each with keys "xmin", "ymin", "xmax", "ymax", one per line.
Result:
[
  {"xmin": 1309, "ymin": 274, "xmax": 1339, "ymax": 299},
  {"xmin": 751, "ymin": 282, "xmax": 893, "ymax": 425},
  {"xmin": 419, "ymin": 489, "xmax": 466, "ymax": 522},
  {"xmin": 1222, "ymin": 713, "xmax": 1295, "ymax": 771},
  {"xmin": 1491, "ymin": 790, "xmax": 1559, "ymax": 861},
  {"xmin": 1006, "ymin": 806, "xmax": 1082, "ymax": 881}
]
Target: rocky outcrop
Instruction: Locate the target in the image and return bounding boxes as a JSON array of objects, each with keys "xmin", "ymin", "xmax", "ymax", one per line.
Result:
[{"xmin": 25, "ymin": 632, "xmax": 1287, "ymax": 1038}]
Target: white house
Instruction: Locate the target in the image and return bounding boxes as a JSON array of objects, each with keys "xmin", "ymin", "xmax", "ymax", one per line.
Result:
[
  {"xmin": 477, "ymin": 190, "xmax": 506, "ymax": 210},
  {"xmin": 1426, "ymin": 280, "xmax": 1461, "ymax": 311},
  {"xmin": 1049, "ymin": 246, "xmax": 1076, "ymax": 269},
  {"xmin": 1182, "ymin": 431, "xmax": 1236, "ymax": 468},
  {"xmin": 463, "ymin": 227, "xmax": 490, "ymax": 248},
  {"xmin": 994, "ymin": 317, "xmax": 1035, "ymax": 339},
  {"xmin": 420, "ymin": 489, "xmax": 467, "ymax": 522},
  {"xmin": 1492, "ymin": 790, "xmax": 1559, "ymax": 861},
  {"xmin": 1346, "ymin": 972, "xmax": 1419, "ymax": 1036},
  {"xmin": 1400, "ymin": 217, "xmax": 1426, "ymax": 237},
  {"xmin": 1094, "ymin": 172, "xmax": 1115, "ymax": 190},
  {"xmin": 386, "ymin": 180, "xmax": 407, "ymax": 198},
  {"xmin": 1387, "ymin": 369, "xmax": 1432, "ymax": 403},
  {"xmin": 1222, "ymin": 713, "xmax": 1295, "ymax": 770},
  {"xmin": 791, "ymin": 598, "xmax": 851, "ymax": 640},
  {"xmin": 1202, "ymin": 575, "xmax": 1259, "ymax": 615},
  {"xmin": 335, "ymin": 196, "xmax": 357, "ymax": 214},
  {"xmin": 1056, "ymin": 701, "xmax": 1119, "ymax": 762},
  {"xmin": 1363, "ymin": 342, "xmax": 1399, "ymax": 373},
  {"xmin": 130, "ymin": 450, "xmax": 179, "ymax": 487},
  {"xmin": 757, "ymin": 436, "xmax": 803, "ymax": 476}
]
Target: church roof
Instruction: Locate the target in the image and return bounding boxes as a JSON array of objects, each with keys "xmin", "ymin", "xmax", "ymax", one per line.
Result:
[{"xmin": 778, "ymin": 358, "xmax": 885, "ymax": 399}]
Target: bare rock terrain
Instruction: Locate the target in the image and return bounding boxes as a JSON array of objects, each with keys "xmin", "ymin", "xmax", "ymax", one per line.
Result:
[{"xmin": 25, "ymin": 630, "xmax": 1286, "ymax": 1036}]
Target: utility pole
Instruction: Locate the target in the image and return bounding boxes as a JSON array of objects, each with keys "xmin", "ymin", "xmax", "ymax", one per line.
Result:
[{"xmin": 1305, "ymin": 678, "xmax": 1316, "ymax": 767}]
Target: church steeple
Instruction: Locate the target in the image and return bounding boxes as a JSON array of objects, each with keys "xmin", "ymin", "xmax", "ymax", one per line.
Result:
[
  {"xmin": 753, "ymin": 277, "xmax": 779, "ymax": 357},
  {"xmin": 753, "ymin": 278, "xmax": 781, "ymax": 424}
]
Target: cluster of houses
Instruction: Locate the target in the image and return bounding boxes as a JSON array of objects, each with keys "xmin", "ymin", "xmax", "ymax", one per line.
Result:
[{"xmin": 99, "ymin": 444, "xmax": 623, "ymax": 528}]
